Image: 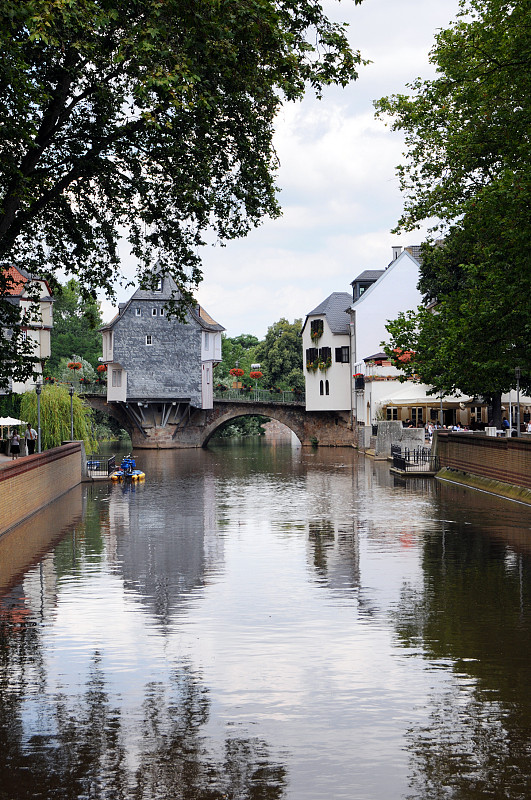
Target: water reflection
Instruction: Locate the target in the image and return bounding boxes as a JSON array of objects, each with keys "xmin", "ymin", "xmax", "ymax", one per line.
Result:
[{"xmin": 0, "ymin": 441, "xmax": 530, "ymax": 799}]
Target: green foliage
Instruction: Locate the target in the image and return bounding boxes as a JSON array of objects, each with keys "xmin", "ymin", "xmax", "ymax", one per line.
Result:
[
  {"xmin": 19, "ymin": 384, "xmax": 97, "ymax": 452},
  {"xmin": 215, "ymin": 334, "xmax": 260, "ymax": 384},
  {"xmin": 254, "ymin": 318, "xmax": 304, "ymax": 390},
  {"xmin": 213, "ymin": 415, "xmax": 269, "ymax": 438},
  {"xmin": 0, "ymin": 0, "xmax": 364, "ymax": 382},
  {"xmin": 376, "ymin": 0, "xmax": 531, "ymax": 412},
  {"xmin": 48, "ymin": 280, "xmax": 103, "ymax": 372}
]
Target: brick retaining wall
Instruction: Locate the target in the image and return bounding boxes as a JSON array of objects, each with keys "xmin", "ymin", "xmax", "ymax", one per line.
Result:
[
  {"xmin": 0, "ymin": 442, "xmax": 83, "ymax": 534},
  {"xmin": 435, "ymin": 432, "xmax": 531, "ymax": 493}
]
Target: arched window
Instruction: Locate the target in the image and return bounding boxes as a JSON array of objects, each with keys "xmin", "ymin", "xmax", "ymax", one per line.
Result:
[
  {"xmin": 320, "ymin": 380, "xmax": 324, "ymax": 396},
  {"xmin": 325, "ymin": 380, "xmax": 329, "ymax": 395}
]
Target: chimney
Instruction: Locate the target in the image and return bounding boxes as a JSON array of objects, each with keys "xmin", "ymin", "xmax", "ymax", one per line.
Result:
[{"xmin": 392, "ymin": 246, "xmax": 402, "ymax": 260}]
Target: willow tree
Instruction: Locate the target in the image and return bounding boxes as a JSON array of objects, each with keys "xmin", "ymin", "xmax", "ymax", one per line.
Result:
[
  {"xmin": 375, "ymin": 0, "xmax": 531, "ymax": 425},
  {"xmin": 20, "ymin": 384, "xmax": 97, "ymax": 452},
  {"xmin": 0, "ymin": 0, "xmax": 364, "ymax": 385}
]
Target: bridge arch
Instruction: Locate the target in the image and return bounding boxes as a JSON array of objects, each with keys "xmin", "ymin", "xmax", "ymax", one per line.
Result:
[{"xmin": 201, "ymin": 403, "xmax": 306, "ymax": 447}]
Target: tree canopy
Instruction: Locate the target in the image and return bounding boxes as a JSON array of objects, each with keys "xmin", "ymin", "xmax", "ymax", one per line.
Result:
[
  {"xmin": 375, "ymin": 0, "xmax": 531, "ymax": 419},
  {"xmin": 254, "ymin": 317, "xmax": 303, "ymax": 391},
  {"xmin": 0, "ymin": 0, "xmax": 363, "ymax": 386},
  {"xmin": 48, "ymin": 279, "xmax": 103, "ymax": 372}
]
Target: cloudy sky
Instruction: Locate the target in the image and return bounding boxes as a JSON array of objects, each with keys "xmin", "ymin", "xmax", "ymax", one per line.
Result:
[{"xmin": 108, "ymin": 0, "xmax": 461, "ymax": 337}]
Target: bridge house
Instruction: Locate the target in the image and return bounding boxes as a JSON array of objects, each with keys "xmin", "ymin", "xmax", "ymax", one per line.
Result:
[{"xmin": 100, "ymin": 276, "xmax": 224, "ymax": 438}]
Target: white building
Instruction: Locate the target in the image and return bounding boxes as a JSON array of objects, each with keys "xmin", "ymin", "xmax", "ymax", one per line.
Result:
[
  {"xmin": 302, "ymin": 292, "xmax": 352, "ymax": 411},
  {"xmin": 3, "ymin": 265, "xmax": 53, "ymax": 393}
]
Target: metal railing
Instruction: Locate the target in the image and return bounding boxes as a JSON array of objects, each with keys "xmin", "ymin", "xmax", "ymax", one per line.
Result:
[
  {"xmin": 392, "ymin": 445, "xmax": 440, "ymax": 473},
  {"xmin": 214, "ymin": 388, "xmax": 305, "ymax": 404},
  {"xmin": 86, "ymin": 454, "xmax": 116, "ymax": 478}
]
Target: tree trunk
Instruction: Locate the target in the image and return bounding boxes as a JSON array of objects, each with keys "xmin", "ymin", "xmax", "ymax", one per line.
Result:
[{"xmin": 489, "ymin": 393, "xmax": 503, "ymax": 429}]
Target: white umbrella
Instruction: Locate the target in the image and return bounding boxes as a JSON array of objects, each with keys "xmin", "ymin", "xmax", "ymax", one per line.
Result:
[{"xmin": 0, "ymin": 416, "xmax": 26, "ymax": 438}]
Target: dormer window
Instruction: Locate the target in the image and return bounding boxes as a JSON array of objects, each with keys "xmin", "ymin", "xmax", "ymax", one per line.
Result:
[
  {"xmin": 160, "ymin": 308, "xmax": 164, "ymax": 317},
  {"xmin": 152, "ymin": 308, "xmax": 157, "ymax": 317},
  {"xmin": 146, "ymin": 335, "xmax": 152, "ymax": 346},
  {"xmin": 156, "ymin": 278, "xmax": 163, "ymax": 291},
  {"xmin": 135, "ymin": 308, "xmax": 141, "ymax": 317}
]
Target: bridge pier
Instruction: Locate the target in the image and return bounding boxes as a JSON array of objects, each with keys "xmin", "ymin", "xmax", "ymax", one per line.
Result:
[{"xmin": 84, "ymin": 396, "xmax": 357, "ymax": 449}]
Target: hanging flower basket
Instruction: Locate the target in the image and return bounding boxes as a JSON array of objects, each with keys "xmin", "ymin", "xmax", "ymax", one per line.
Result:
[
  {"xmin": 229, "ymin": 368, "xmax": 244, "ymax": 378},
  {"xmin": 97, "ymin": 364, "xmax": 107, "ymax": 373},
  {"xmin": 67, "ymin": 361, "xmax": 82, "ymax": 370},
  {"xmin": 249, "ymin": 370, "xmax": 263, "ymax": 380},
  {"xmin": 318, "ymin": 357, "xmax": 331, "ymax": 371}
]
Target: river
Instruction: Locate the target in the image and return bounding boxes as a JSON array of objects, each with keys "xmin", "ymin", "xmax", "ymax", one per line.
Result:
[{"xmin": 1, "ymin": 441, "xmax": 530, "ymax": 799}]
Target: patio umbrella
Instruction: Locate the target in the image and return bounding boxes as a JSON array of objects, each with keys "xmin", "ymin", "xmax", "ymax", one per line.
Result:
[{"xmin": 0, "ymin": 416, "xmax": 26, "ymax": 438}]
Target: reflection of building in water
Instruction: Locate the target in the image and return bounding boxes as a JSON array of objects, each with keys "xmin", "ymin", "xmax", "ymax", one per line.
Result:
[
  {"xmin": 107, "ymin": 461, "xmax": 224, "ymax": 626},
  {"xmin": 22, "ymin": 553, "xmax": 58, "ymax": 620}
]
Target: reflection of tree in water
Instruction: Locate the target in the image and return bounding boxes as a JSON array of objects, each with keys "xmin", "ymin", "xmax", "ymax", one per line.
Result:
[
  {"xmin": 392, "ymin": 523, "xmax": 531, "ymax": 799},
  {"xmin": 0, "ymin": 645, "xmax": 287, "ymax": 800}
]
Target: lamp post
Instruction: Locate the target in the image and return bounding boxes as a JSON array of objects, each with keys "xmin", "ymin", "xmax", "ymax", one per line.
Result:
[
  {"xmin": 515, "ymin": 366, "xmax": 521, "ymax": 437},
  {"xmin": 69, "ymin": 383, "xmax": 74, "ymax": 440},
  {"xmin": 36, "ymin": 379, "xmax": 42, "ymax": 453}
]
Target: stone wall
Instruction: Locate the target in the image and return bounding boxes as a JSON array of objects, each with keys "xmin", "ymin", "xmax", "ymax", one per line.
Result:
[
  {"xmin": 0, "ymin": 442, "xmax": 83, "ymax": 535},
  {"xmin": 113, "ymin": 303, "xmax": 202, "ymax": 405}
]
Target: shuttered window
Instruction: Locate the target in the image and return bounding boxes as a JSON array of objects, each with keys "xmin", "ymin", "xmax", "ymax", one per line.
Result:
[{"xmin": 335, "ymin": 346, "xmax": 349, "ymax": 363}]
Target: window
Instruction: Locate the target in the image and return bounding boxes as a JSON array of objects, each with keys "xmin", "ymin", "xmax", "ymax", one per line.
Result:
[
  {"xmin": 204, "ymin": 332, "xmax": 209, "ymax": 349},
  {"xmin": 112, "ymin": 369, "xmax": 122, "ymax": 387},
  {"xmin": 21, "ymin": 329, "xmax": 27, "ymax": 341},
  {"xmin": 152, "ymin": 308, "xmax": 157, "ymax": 317},
  {"xmin": 335, "ymin": 346, "xmax": 349, "ymax": 363},
  {"xmin": 156, "ymin": 278, "xmax": 163, "ymax": 291},
  {"xmin": 318, "ymin": 347, "xmax": 331, "ymax": 361},
  {"xmin": 411, "ymin": 407, "xmax": 423, "ymax": 425},
  {"xmin": 325, "ymin": 380, "xmax": 329, "ymax": 396},
  {"xmin": 387, "ymin": 407, "xmax": 398, "ymax": 420},
  {"xmin": 160, "ymin": 308, "xmax": 164, "ymax": 316},
  {"xmin": 135, "ymin": 308, "xmax": 141, "ymax": 317},
  {"xmin": 310, "ymin": 319, "xmax": 323, "ymax": 338},
  {"xmin": 206, "ymin": 367, "xmax": 210, "ymax": 384},
  {"xmin": 146, "ymin": 335, "xmax": 152, "ymax": 346},
  {"xmin": 320, "ymin": 380, "xmax": 324, "ymax": 396}
]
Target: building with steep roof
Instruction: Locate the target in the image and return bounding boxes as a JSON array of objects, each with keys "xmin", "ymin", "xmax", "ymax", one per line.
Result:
[
  {"xmin": 301, "ymin": 292, "xmax": 352, "ymax": 411},
  {"xmin": 2, "ymin": 265, "xmax": 53, "ymax": 393},
  {"xmin": 100, "ymin": 276, "xmax": 224, "ymax": 434}
]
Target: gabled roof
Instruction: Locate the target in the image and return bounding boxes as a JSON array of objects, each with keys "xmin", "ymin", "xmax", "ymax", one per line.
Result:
[
  {"xmin": 2, "ymin": 264, "xmax": 53, "ymax": 300},
  {"xmin": 101, "ymin": 273, "xmax": 224, "ymax": 332},
  {"xmin": 351, "ymin": 270, "xmax": 384, "ymax": 285},
  {"xmin": 303, "ymin": 292, "xmax": 351, "ymax": 335}
]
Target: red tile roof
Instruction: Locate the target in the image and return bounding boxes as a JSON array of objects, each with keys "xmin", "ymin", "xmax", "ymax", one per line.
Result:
[{"xmin": 3, "ymin": 266, "xmax": 28, "ymax": 295}]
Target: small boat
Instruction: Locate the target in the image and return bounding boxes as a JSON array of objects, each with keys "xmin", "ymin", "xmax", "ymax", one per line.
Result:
[{"xmin": 111, "ymin": 455, "xmax": 145, "ymax": 482}]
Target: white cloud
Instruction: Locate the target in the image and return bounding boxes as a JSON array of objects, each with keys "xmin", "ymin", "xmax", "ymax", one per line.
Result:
[{"xmin": 102, "ymin": 0, "xmax": 461, "ymax": 337}]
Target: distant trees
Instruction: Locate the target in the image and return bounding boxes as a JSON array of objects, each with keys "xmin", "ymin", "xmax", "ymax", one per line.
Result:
[
  {"xmin": 376, "ymin": 0, "xmax": 531, "ymax": 424},
  {"xmin": 254, "ymin": 318, "xmax": 304, "ymax": 392}
]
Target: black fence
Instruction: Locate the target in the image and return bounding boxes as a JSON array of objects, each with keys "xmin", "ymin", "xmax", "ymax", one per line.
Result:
[
  {"xmin": 86, "ymin": 454, "xmax": 116, "ymax": 478},
  {"xmin": 392, "ymin": 445, "xmax": 440, "ymax": 473}
]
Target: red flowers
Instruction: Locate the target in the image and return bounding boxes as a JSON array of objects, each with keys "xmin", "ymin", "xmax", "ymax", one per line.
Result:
[
  {"xmin": 249, "ymin": 370, "xmax": 263, "ymax": 379},
  {"xmin": 67, "ymin": 361, "xmax": 82, "ymax": 370},
  {"xmin": 229, "ymin": 368, "xmax": 244, "ymax": 377},
  {"xmin": 97, "ymin": 364, "xmax": 107, "ymax": 373}
]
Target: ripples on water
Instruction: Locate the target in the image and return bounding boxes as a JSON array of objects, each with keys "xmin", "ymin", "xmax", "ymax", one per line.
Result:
[{"xmin": 0, "ymin": 440, "xmax": 530, "ymax": 799}]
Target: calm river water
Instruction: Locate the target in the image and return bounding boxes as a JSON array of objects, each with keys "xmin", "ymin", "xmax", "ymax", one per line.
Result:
[{"xmin": 1, "ymin": 441, "xmax": 531, "ymax": 800}]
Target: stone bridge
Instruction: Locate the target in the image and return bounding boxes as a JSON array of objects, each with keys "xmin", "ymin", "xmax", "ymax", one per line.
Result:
[{"xmin": 85, "ymin": 395, "xmax": 355, "ymax": 449}]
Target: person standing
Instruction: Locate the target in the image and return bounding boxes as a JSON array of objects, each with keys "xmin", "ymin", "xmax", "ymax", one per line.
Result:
[
  {"xmin": 25, "ymin": 423, "xmax": 37, "ymax": 455},
  {"xmin": 10, "ymin": 429, "xmax": 20, "ymax": 460}
]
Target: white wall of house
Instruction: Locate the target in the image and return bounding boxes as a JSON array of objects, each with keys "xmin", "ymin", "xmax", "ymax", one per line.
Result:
[
  {"xmin": 107, "ymin": 363, "xmax": 127, "ymax": 402},
  {"xmin": 202, "ymin": 362, "xmax": 213, "ymax": 409},
  {"xmin": 351, "ymin": 250, "xmax": 423, "ymax": 367},
  {"xmin": 11, "ymin": 281, "xmax": 53, "ymax": 393},
  {"xmin": 102, "ymin": 330, "xmax": 113, "ymax": 363},
  {"xmin": 201, "ymin": 330, "xmax": 222, "ymax": 363},
  {"xmin": 303, "ymin": 323, "xmax": 351, "ymax": 411}
]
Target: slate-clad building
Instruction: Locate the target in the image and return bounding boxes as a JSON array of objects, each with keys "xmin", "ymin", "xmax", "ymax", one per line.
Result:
[{"xmin": 100, "ymin": 276, "xmax": 224, "ymax": 432}]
